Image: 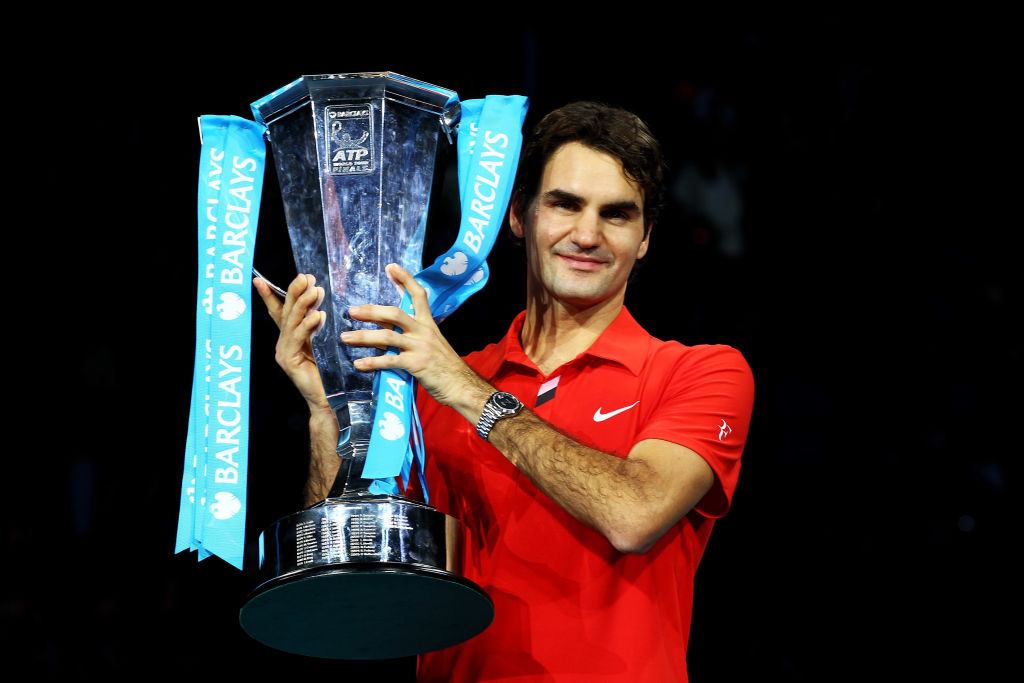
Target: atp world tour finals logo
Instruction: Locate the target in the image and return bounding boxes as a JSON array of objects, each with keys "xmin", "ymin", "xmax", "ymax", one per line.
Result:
[{"xmin": 326, "ymin": 104, "xmax": 374, "ymax": 175}]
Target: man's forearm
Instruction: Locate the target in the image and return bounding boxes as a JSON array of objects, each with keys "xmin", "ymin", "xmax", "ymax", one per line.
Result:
[
  {"xmin": 303, "ymin": 408, "xmax": 341, "ymax": 507},
  {"xmin": 419, "ymin": 365, "xmax": 648, "ymax": 539},
  {"xmin": 438, "ymin": 368, "xmax": 709, "ymax": 554},
  {"xmin": 488, "ymin": 408, "xmax": 664, "ymax": 553}
]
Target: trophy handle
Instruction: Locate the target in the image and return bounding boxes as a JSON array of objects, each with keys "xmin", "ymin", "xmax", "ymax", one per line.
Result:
[{"xmin": 251, "ymin": 267, "xmax": 287, "ymax": 297}]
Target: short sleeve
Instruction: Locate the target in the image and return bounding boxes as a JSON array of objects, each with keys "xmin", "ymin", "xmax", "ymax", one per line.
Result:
[{"xmin": 634, "ymin": 344, "xmax": 754, "ymax": 518}]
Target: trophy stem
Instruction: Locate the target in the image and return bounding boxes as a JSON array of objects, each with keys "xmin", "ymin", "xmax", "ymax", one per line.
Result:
[{"xmin": 328, "ymin": 399, "xmax": 375, "ymax": 498}]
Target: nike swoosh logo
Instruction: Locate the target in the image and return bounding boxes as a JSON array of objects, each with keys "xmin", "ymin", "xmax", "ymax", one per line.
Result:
[{"xmin": 593, "ymin": 401, "xmax": 640, "ymax": 422}]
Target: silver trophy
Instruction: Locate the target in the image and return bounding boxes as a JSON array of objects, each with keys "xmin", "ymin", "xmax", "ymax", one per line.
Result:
[{"xmin": 238, "ymin": 73, "xmax": 493, "ymax": 659}]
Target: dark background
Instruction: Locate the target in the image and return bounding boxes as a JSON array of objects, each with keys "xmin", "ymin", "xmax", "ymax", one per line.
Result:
[{"xmin": 14, "ymin": 14, "xmax": 1014, "ymax": 680}]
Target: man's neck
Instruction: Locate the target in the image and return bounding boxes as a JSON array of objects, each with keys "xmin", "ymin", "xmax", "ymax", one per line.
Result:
[{"xmin": 520, "ymin": 292, "xmax": 625, "ymax": 377}]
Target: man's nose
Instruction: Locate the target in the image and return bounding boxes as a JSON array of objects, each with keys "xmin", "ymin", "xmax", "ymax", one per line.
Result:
[{"xmin": 570, "ymin": 211, "xmax": 602, "ymax": 248}]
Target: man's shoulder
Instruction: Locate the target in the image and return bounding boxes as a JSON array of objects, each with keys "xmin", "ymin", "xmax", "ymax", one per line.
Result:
[
  {"xmin": 637, "ymin": 341, "xmax": 754, "ymax": 425},
  {"xmin": 631, "ymin": 317, "xmax": 751, "ymax": 379},
  {"xmin": 650, "ymin": 338, "xmax": 749, "ymax": 365}
]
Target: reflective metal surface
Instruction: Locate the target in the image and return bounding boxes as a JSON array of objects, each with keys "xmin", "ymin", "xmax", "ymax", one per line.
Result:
[
  {"xmin": 258, "ymin": 496, "xmax": 457, "ymax": 577},
  {"xmin": 242, "ymin": 496, "xmax": 493, "ymax": 660}
]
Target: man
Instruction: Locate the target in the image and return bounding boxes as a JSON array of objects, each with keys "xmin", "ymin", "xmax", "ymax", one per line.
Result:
[{"xmin": 255, "ymin": 101, "xmax": 754, "ymax": 682}]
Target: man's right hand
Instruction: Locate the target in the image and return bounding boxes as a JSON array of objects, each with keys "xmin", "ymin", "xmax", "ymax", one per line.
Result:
[
  {"xmin": 253, "ymin": 273, "xmax": 330, "ymax": 414},
  {"xmin": 254, "ymin": 273, "xmax": 341, "ymax": 505}
]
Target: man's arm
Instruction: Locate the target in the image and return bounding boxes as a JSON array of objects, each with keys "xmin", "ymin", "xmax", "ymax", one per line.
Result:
[
  {"xmin": 491, "ymin": 417, "xmax": 714, "ymax": 554},
  {"xmin": 344, "ymin": 265, "xmax": 715, "ymax": 554},
  {"xmin": 253, "ymin": 274, "xmax": 340, "ymax": 507}
]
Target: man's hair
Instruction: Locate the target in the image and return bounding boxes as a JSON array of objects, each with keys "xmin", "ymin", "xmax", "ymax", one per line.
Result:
[{"xmin": 511, "ymin": 101, "xmax": 666, "ymax": 232}]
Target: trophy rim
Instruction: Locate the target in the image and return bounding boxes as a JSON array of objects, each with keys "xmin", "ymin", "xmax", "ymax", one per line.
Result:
[{"xmin": 252, "ymin": 71, "xmax": 459, "ymax": 127}]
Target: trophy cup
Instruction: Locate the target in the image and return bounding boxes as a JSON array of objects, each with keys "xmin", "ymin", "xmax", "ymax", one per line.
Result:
[{"xmin": 238, "ymin": 73, "xmax": 494, "ymax": 660}]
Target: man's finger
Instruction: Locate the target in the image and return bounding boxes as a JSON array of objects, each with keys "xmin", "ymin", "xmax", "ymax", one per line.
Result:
[
  {"xmin": 385, "ymin": 263, "xmax": 422, "ymax": 293},
  {"xmin": 303, "ymin": 310, "xmax": 326, "ymax": 337},
  {"xmin": 302, "ymin": 283, "xmax": 326, "ymax": 333},
  {"xmin": 385, "ymin": 263, "xmax": 432, "ymax": 320},
  {"xmin": 341, "ymin": 327, "xmax": 407, "ymax": 352},
  {"xmin": 352, "ymin": 352, "xmax": 408, "ymax": 373},
  {"xmin": 348, "ymin": 303, "xmax": 414, "ymax": 330},
  {"xmin": 284, "ymin": 274, "xmax": 323, "ymax": 332},
  {"xmin": 254, "ymin": 277, "xmax": 284, "ymax": 328}
]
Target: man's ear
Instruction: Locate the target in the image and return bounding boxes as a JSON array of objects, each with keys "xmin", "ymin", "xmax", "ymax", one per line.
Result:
[
  {"xmin": 637, "ymin": 222, "xmax": 653, "ymax": 259},
  {"xmin": 509, "ymin": 191, "xmax": 525, "ymax": 239}
]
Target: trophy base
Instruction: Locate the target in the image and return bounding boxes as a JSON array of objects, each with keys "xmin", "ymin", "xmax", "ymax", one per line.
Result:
[
  {"xmin": 238, "ymin": 496, "xmax": 494, "ymax": 659},
  {"xmin": 239, "ymin": 562, "xmax": 493, "ymax": 659}
]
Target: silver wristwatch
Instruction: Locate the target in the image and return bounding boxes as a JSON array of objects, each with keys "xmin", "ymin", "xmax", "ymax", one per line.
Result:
[{"xmin": 476, "ymin": 391, "xmax": 524, "ymax": 441}]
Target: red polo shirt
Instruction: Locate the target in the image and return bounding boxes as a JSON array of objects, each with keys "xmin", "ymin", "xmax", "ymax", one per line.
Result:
[{"xmin": 416, "ymin": 307, "xmax": 753, "ymax": 682}]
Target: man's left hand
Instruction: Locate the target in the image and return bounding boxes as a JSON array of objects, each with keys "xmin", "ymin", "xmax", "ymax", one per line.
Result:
[{"xmin": 342, "ymin": 264, "xmax": 492, "ymax": 420}]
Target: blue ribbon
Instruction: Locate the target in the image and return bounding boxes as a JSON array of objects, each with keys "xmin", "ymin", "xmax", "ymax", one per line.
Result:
[
  {"xmin": 176, "ymin": 115, "xmax": 266, "ymax": 569},
  {"xmin": 177, "ymin": 95, "xmax": 525, "ymax": 569},
  {"xmin": 362, "ymin": 96, "xmax": 528, "ymax": 496}
]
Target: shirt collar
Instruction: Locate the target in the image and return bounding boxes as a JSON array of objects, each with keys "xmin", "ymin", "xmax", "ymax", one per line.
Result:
[
  {"xmin": 581, "ymin": 306, "xmax": 650, "ymax": 376},
  {"xmin": 476, "ymin": 306, "xmax": 650, "ymax": 380}
]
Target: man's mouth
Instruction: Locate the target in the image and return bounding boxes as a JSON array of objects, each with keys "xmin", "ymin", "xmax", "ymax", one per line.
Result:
[{"xmin": 556, "ymin": 253, "xmax": 607, "ymax": 271}]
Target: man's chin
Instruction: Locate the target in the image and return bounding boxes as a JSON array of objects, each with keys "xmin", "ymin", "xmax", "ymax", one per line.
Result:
[{"xmin": 547, "ymin": 285, "xmax": 621, "ymax": 311}]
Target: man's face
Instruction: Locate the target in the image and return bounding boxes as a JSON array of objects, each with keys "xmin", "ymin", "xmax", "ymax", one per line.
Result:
[{"xmin": 511, "ymin": 142, "xmax": 650, "ymax": 312}]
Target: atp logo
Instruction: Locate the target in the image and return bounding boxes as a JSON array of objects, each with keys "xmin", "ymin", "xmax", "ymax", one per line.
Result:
[
  {"xmin": 210, "ymin": 491, "xmax": 241, "ymax": 520},
  {"xmin": 326, "ymin": 104, "xmax": 374, "ymax": 175},
  {"xmin": 378, "ymin": 411, "xmax": 405, "ymax": 441},
  {"xmin": 440, "ymin": 251, "xmax": 468, "ymax": 276},
  {"xmin": 217, "ymin": 292, "xmax": 246, "ymax": 320}
]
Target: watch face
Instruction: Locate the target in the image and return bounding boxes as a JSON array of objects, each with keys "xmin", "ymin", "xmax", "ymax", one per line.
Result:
[{"xmin": 494, "ymin": 392, "xmax": 521, "ymax": 410}]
